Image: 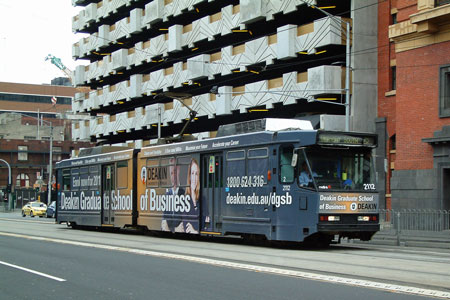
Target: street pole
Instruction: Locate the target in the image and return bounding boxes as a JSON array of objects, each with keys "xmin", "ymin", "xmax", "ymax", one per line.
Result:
[
  {"xmin": 158, "ymin": 105, "xmax": 161, "ymax": 139},
  {"xmin": 37, "ymin": 109, "xmax": 40, "ymax": 140},
  {"xmin": 47, "ymin": 123, "xmax": 53, "ymax": 205},
  {"xmin": 345, "ymin": 21, "xmax": 351, "ymax": 132},
  {"xmin": 0, "ymin": 159, "xmax": 12, "ymax": 210}
]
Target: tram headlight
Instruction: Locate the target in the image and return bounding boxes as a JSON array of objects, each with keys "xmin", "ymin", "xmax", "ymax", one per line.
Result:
[
  {"xmin": 358, "ymin": 216, "xmax": 370, "ymax": 221},
  {"xmin": 320, "ymin": 215, "xmax": 340, "ymax": 222}
]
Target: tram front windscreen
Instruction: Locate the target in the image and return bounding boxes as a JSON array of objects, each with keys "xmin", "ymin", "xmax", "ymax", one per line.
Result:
[{"xmin": 297, "ymin": 148, "xmax": 377, "ymax": 192}]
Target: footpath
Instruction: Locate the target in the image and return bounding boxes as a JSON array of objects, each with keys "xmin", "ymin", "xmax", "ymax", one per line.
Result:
[{"xmin": 343, "ymin": 230, "xmax": 450, "ymax": 250}]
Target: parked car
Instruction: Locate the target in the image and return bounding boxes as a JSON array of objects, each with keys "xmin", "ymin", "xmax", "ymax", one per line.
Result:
[
  {"xmin": 22, "ymin": 201, "xmax": 47, "ymax": 218},
  {"xmin": 46, "ymin": 201, "xmax": 56, "ymax": 218}
]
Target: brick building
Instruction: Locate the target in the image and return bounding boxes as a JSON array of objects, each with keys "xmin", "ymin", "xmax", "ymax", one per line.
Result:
[
  {"xmin": 0, "ymin": 138, "xmax": 91, "ymax": 190},
  {"xmin": 377, "ymin": 0, "xmax": 450, "ymax": 210},
  {"xmin": 0, "ymin": 81, "xmax": 93, "ymax": 195}
]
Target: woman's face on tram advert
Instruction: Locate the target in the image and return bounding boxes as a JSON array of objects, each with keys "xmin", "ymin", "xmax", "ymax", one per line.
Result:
[{"xmin": 190, "ymin": 160, "xmax": 199, "ymax": 194}]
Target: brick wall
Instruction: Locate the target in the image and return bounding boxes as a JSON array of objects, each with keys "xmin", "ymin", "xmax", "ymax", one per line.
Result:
[
  {"xmin": 395, "ymin": 41, "xmax": 450, "ymax": 170},
  {"xmin": 0, "ymin": 139, "xmax": 93, "ymax": 188},
  {"xmin": 378, "ymin": 0, "xmax": 397, "ymax": 202}
]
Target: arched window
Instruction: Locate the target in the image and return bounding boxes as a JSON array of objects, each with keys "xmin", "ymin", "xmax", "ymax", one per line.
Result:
[{"xmin": 16, "ymin": 173, "xmax": 30, "ymax": 188}]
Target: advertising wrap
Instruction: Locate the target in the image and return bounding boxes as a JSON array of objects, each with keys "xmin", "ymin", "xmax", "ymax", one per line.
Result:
[
  {"xmin": 138, "ymin": 156, "xmax": 201, "ymax": 234},
  {"xmin": 319, "ymin": 193, "xmax": 378, "ymax": 214}
]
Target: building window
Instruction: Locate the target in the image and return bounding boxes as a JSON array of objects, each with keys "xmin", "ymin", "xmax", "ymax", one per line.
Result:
[
  {"xmin": 392, "ymin": 13, "xmax": 397, "ymax": 24},
  {"xmin": 18, "ymin": 146, "xmax": 28, "ymax": 161},
  {"xmin": 391, "ymin": 66, "xmax": 397, "ymax": 91},
  {"xmin": 0, "ymin": 93, "xmax": 72, "ymax": 105},
  {"xmin": 436, "ymin": 0, "xmax": 450, "ymax": 7},
  {"xmin": 53, "ymin": 146, "xmax": 62, "ymax": 161},
  {"xmin": 16, "ymin": 173, "xmax": 30, "ymax": 187},
  {"xmin": 390, "ymin": 134, "xmax": 396, "ymax": 150},
  {"xmin": 439, "ymin": 64, "xmax": 450, "ymax": 118}
]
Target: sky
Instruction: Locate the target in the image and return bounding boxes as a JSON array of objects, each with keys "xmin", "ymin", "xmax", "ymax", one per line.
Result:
[{"xmin": 0, "ymin": 0, "xmax": 87, "ymax": 85}]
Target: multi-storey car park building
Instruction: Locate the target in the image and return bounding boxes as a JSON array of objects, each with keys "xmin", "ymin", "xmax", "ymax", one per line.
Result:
[
  {"xmin": 69, "ymin": 0, "xmax": 380, "ymax": 191},
  {"xmin": 70, "ymin": 0, "xmax": 378, "ymax": 143}
]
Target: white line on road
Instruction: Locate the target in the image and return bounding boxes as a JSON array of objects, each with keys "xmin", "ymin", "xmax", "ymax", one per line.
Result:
[
  {"xmin": 1, "ymin": 231, "xmax": 449, "ymax": 299},
  {"xmin": 0, "ymin": 217, "xmax": 55, "ymax": 225},
  {"xmin": 0, "ymin": 260, "xmax": 66, "ymax": 282}
]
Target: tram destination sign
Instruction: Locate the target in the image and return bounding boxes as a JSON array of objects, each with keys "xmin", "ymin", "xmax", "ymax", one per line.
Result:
[{"xmin": 318, "ymin": 133, "xmax": 376, "ymax": 147}]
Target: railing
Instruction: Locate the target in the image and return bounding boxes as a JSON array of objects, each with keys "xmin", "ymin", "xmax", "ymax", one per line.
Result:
[{"xmin": 379, "ymin": 209, "xmax": 450, "ymax": 232}]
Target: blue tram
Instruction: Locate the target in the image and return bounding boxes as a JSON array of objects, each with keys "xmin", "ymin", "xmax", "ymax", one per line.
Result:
[{"xmin": 56, "ymin": 119, "xmax": 379, "ymax": 245}]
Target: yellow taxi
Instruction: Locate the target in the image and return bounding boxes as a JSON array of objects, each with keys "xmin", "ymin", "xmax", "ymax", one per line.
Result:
[{"xmin": 22, "ymin": 201, "xmax": 47, "ymax": 218}]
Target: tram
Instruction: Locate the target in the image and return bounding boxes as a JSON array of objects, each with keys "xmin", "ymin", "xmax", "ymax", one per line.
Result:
[{"xmin": 56, "ymin": 119, "xmax": 379, "ymax": 245}]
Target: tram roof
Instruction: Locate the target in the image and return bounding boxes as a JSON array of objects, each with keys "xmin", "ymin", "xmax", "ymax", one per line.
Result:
[
  {"xmin": 55, "ymin": 148, "xmax": 135, "ymax": 169},
  {"xmin": 139, "ymin": 128, "xmax": 318, "ymax": 158},
  {"xmin": 56, "ymin": 119, "xmax": 377, "ymax": 167}
]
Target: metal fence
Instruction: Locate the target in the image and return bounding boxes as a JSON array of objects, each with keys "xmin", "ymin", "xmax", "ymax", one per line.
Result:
[{"xmin": 379, "ymin": 209, "xmax": 450, "ymax": 232}]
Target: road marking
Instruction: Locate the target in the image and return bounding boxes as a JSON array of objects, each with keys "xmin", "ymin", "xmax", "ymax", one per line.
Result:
[
  {"xmin": 1, "ymin": 231, "xmax": 449, "ymax": 299},
  {"xmin": 0, "ymin": 260, "xmax": 66, "ymax": 282},
  {"xmin": 0, "ymin": 217, "xmax": 55, "ymax": 225}
]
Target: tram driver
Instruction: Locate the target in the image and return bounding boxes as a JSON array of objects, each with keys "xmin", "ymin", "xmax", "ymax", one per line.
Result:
[{"xmin": 299, "ymin": 161, "xmax": 317, "ymax": 187}]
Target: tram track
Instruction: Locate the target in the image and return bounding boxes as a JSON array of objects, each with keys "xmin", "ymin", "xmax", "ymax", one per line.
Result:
[
  {"xmin": 1, "ymin": 227, "xmax": 449, "ymax": 298},
  {"xmin": 1, "ymin": 214, "xmax": 450, "ymax": 294}
]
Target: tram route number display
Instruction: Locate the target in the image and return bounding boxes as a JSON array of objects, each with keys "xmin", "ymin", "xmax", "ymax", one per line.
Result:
[{"xmin": 226, "ymin": 175, "xmax": 265, "ymax": 188}]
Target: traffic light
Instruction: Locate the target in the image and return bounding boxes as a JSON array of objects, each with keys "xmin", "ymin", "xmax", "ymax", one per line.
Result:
[{"xmin": 6, "ymin": 184, "xmax": 11, "ymax": 194}]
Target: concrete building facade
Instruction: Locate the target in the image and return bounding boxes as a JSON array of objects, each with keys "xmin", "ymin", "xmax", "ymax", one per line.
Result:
[
  {"xmin": 377, "ymin": 0, "xmax": 450, "ymax": 210},
  {"xmin": 70, "ymin": 0, "xmax": 378, "ymax": 148}
]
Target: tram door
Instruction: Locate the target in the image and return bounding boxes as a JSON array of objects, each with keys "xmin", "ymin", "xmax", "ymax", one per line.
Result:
[
  {"xmin": 201, "ymin": 153, "xmax": 223, "ymax": 232},
  {"xmin": 102, "ymin": 164, "xmax": 115, "ymax": 225}
]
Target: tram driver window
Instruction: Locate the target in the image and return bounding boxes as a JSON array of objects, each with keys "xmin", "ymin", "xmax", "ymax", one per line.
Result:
[{"xmin": 280, "ymin": 146, "xmax": 294, "ymax": 183}]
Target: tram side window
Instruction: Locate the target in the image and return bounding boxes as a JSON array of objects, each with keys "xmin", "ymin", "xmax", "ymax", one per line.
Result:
[
  {"xmin": 80, "ymin": 167, "xmax": 88, "ymax": 190},
  {"xmin": 71, "ymin": 168, "xmax": 80, "ymax": 191},
  {"xmin": 177, "ymin": 156, "xmax": 191, "ymax": 188},
  {"xmin": 62, "ymin": 169, "xmax": 71, "ymax": 191},
  {"xmin": 146, "ymin": 159, "xmax": 160, "ymax": 187},
  {"xmin": 226, "ymin": 150, "xmax": 245, "ymax": 185},
  {"xmin": 160, "ymin": 157, "xmax": 174, "ymax": 188},
  {"xmin": 89, "ymin": 165, "xmax": 100, "ymax": 189},
  {"xmin": 248, "ymin": 148, "xmax": 269, "ymax": 180},
  {"xmin": 117, "ymin": 161, "xmax": 128, "ymax": 189},
  {"xmin": 280, "ymin": 146, "xmax": 294, "ymax": 183},
  {"xmin": 217, "ymin": 156, "xmax": 223, "ymax": 188}
]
